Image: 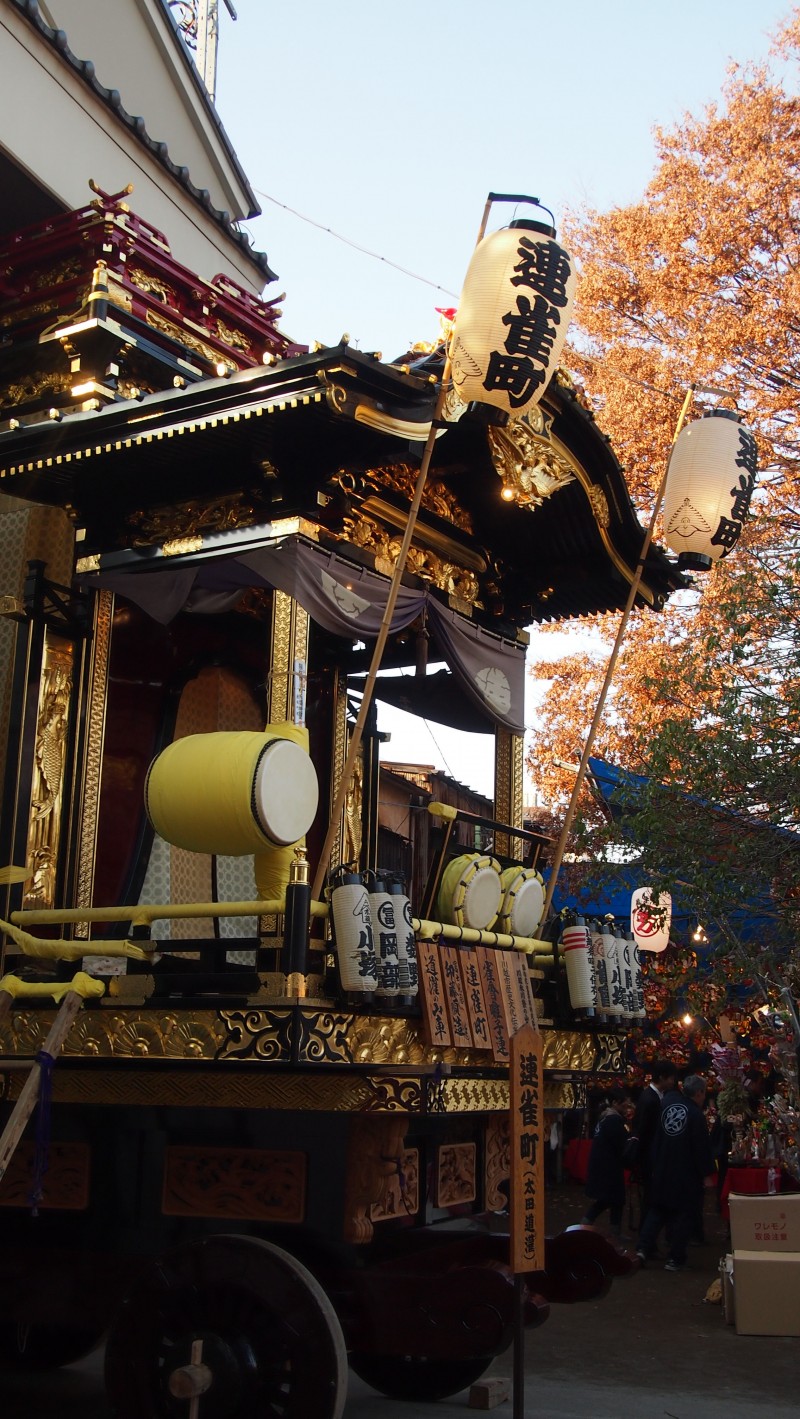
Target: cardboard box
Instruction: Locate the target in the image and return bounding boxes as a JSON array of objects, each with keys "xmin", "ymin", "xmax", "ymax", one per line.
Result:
[
  {"xmin": 720, "ymin": 1253, "xmax": 735, "ymax": 1326},
  {"xmin": 729, "ymin": 1190, "xmax": 800, "ymax": 1252},
  {"xmin": 733, "ymin": 1250, "xmax": 800, "ymax": 1336}
]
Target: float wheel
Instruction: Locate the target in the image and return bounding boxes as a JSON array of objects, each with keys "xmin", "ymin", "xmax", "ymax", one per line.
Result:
[{"xmin": 104, "ymin": 1235, "xmax": 347, "ymax": 1419}]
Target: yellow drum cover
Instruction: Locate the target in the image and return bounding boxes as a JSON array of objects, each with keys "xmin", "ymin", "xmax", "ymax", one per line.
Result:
[
  {"xmin": 436, "ymin": 853, "xmax": 502, "ymax": 930},
  {"xmin": 145, "ymin": 725, "xmax": 318, "ymax": 856},
  {"xmin": 498, "ymin": 866, "xmax": 545, "ymax": 937}
]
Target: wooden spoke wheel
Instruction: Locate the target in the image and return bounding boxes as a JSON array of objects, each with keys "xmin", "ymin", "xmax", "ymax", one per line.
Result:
[
  {"xmin": 349, "ymin": 1352, "xmax": 491, "ymax": 1402},
  {"xmin": 0, "ymin": 1321, "xmax": 105, "ymax": 1371},
  {"xmin": 104, "ymin": 1235, "xmax": 347, "ymax": 1419}
]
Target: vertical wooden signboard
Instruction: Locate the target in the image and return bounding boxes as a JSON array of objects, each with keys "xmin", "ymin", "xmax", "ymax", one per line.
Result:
[
  {"xmin": 439, "ymin": 944, "xmax": 474, "ymax": 1049},
  {"xmin": 417, "ymin": 939, "xmax": 451, "ymax": 1048},
  {"xmin": 509, "ymin": 1022, "xmax": 545, "ymax": 1273},
  {"xmin": 461, "ymin": 949, "xmax": 492, "ymax": 1051},
  {"xmin": 474, "ymin": 946, "xmax": 510, "ymax": 1063},
  {"xmin": 496, "ymin": 949, "xmax": 525, "ymax": 1037}
]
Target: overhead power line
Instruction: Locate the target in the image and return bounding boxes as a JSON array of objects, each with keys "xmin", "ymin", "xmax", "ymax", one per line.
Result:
[{"xmin": 251, "ymin": 188, "xmax": 459, "ymax": 299}]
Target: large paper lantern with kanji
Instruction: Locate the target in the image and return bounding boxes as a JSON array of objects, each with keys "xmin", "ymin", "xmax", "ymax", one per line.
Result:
[
  {"xmin": 449, "ymin": 219, "xmax": 577, "ymax": 419},
  {"xmin": 663, "ymin": 409, "xmax": 758, "ymax": 570}
]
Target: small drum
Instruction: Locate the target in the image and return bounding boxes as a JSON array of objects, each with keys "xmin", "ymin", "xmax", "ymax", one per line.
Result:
[
  {"xmin": 145, "ymin": 726, "xmax": 319, "ymax": 856},
  {"xmin": 436, "ymin": 853, "xmax": 502, "ymax": 931},
  {"xmin": 497, "ymin": 866, "xmax": 545, "ymax": 937}
]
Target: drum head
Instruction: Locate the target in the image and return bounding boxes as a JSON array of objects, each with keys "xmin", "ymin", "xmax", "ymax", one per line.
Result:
[
  {"xmin": 253, "ymin": 738, "xmax": 319, "ymax": 845},
  {"xmin": 499, "ymin": 867, "xmax": 545, "ymax": 937},
  {"xmin": 438, "ymin": 854, "xmax": 501, "ymax": 931}
]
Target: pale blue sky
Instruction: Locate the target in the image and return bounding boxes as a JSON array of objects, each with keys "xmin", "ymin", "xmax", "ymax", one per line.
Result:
[{"xmin": 214, "ymin": 2, "xmax": 794, "ymax": 795}]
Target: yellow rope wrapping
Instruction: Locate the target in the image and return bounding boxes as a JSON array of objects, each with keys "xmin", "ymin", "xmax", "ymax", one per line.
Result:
[
  {"xmin": 0, "ymin": 971, "xmax": 106, "ymax": 1002},
  {"xmin": 0, "ymin": 917, "xmax": 150, "ymax": 961}
]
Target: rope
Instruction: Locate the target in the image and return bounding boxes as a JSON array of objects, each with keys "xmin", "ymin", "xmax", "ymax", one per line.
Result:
[{"xmin": 28, "ymin": 1050, "xmax": 55, "ymax": 1215}]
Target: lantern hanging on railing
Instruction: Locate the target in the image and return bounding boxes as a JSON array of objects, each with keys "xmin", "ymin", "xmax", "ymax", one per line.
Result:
[
  {"xmin": 663, "ymin": 409, "xmax": 758, "ymax": 570},
  {"xmin": 449, "ymin": 207, "xmax": 577, "ymax": 421}
]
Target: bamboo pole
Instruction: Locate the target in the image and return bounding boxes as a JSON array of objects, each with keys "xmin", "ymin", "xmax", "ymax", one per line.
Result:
[
  {"xmin": 0, "ymin": 989, "xmax": 85, "ymax": 1185},
  {"xmin": 540, "ymin": 387, "xmax": 695, "ymax": 924}
]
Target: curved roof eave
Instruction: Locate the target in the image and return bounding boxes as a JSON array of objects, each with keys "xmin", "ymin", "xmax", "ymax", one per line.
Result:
[{"xmin": 11, "ymin": 0, "xmax": 275, "ymax": 282}]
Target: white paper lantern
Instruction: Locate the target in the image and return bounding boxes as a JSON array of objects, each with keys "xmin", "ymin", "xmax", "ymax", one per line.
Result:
[
  {"xmin": 663, "ymin": 409, "xmax": 758, "ymax": 569},
  {"xmin": 449, "ymin": 220, "xmax": 577, "ymax": 419},
  {"xmin": 561, "ymin": 920, "xmax": 596, "ymax": 1011},
  {"xmin": 631, "ymin": 887, "xmax": 671, "ymax": 954}
]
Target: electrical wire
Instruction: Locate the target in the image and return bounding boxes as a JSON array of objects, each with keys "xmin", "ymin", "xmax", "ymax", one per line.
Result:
[{"xmin": 250, "ymin": 187, "xmax": 459, "ymax": 300}]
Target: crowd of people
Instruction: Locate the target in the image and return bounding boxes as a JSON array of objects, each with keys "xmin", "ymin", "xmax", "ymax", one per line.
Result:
[{"xmin": 578, "ymin": 1059, "xmax": 718, "ymax": 1271}]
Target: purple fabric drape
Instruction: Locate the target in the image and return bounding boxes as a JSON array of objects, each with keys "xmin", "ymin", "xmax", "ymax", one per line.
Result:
[{"xmin": 82, "ymin": 537, "xmax": 526, "ymax": 733}]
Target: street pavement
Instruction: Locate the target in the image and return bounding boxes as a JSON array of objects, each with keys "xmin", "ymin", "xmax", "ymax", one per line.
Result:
[{"xmin": 1, "ymin": 1186, "xmax": 797, "ymax": 1417}]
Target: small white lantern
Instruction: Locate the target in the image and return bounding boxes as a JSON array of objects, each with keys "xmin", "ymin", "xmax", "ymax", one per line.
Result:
[
  {"xmin": 449, "ymin": 219, "xmax": 577, "ymax": 420},
  {"xmin": 663, "ymin": 409, "xmax": 758, "ymax": 570}
]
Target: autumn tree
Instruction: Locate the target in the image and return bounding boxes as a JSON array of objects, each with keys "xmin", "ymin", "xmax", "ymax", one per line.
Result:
[{"xmin": 530, "ymin": 11, "xmax": 800, "ymax": 1040}]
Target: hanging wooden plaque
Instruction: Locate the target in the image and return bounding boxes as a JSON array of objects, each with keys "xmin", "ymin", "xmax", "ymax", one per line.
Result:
[
  {"xmin": 510, "ymin": 1023, "xmax": 545, "ymax": 1273},
  {"xmin": 474, "ymin": 946, "xmax": 510, "ymax": 1063},
  {"xmin": 439, "ymin": 944, "xmax": 474, "ymax": 1049},
  {"xmin": 461, "ymin": 948, "xmax": 492, "ymax": 1051},
  {"xmin": 495, "ymin": 948, "xmax": 526, "ymax": 1037},
  {"xmin": 417, "ymin": 939, "xmax": 451, "ymax": 1048},
  {"xmin": 511, "ymin": 952, "xmax": 540, "ymax": 1030}
]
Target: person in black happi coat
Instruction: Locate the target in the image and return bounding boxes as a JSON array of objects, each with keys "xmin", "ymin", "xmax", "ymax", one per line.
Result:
[
  {"xmin": 580, "ymin": 1088, "xmax": 630, "ymax": 1239},
  {"xmin": 632, "ymin": 1058, "xmax": 677, "ymax": 1231},
  {"xmin": 637, "ymin": 1074, "xmax": 716, "ymax": 1271}
]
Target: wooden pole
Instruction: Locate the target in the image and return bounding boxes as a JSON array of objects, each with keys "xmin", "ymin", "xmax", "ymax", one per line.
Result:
[
  {"xmin": 0, "ymin": 989, "xmax": 85, "ymax": 1185},
  {"xmin": 310, "ymin": 376, "xmax": 450, "ymax": 902},
  {"xmin": 309, "ymin": 197, "xmax": 515, "ymax": 905},
  {"xmin": 540, "ymin": 387, "xmax": 695, "ymax": 924}
]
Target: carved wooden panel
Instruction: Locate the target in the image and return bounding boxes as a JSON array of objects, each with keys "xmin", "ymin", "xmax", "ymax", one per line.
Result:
[
  {"xmin": 370, "ymin": 1147, "xmax": 419, "ymax": 1221},
  {"xmin": 162, "ymin": 1145, "xmax": 306, "ymax": 1222},
  {"xmin": 0, "ymin": 1140, "xmax": 90, "ymax": 1211},
  {"xmin": 436, "ymin": 1141, "xmax": 477, "ymax": 1207}
]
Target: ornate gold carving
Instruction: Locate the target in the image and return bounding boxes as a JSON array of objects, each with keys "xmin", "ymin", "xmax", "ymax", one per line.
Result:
[
  {"xmin": 488, "ymin": 413, "xmax": 576, "ymax": 508},
  {"xmin": 129, "ymin": 267, "xmax": 176, "ymax": 306},
  {"xmin": 127, "ymin": 494, "xmax": 258, "ymax": 546},
  {"xmin": 342, "ymin": 512, "xmax": 481, "ymax": 604},
  {"xmin": 218, "ymin": 1007, "xmax": 294, "ymax": 1062},
  {"xmin": 362, "ymin": 1075, "xmax": 424, "ymax": 1113},
  {"xmin": 587, "ymin": 485, "xmax": 610, "ymax": 527},
  {"xmin": 330, "ymin": 668, "xmax": 349, "ymax": 871},
  {"xmin": 162, "ymin": 535, "xmax": 204, "ymax": 557},
  {"xmin": 0, "ymin": 372, "xmax": 70, "ymax": 408},
  {"xmin": 595, "ymin": 1032, "xmax": 626, "ymax": 1074},
  {"xmin": 295, "ymin": 1011, "xmax": 353, "ymax": 1063},
  {"xmin": 2, "ymin": 1066, "xmax": 378, "ymax": 1113},
  {"xmin": 215, "ymin": 319, "xmax": 251, "ymax": 352},
  {"xmin": 485, "ymin": 1113, "xmax": 510, "ymax": 1210},
  {"xmin": 162, "ymin": 1145, "xmax": 306, "ymax": 1222},
  {"xmin": 543, "ymin": 1079, "xmax": 586, "ymax": 1109},
  {"xmin": 344, "ymin": 1115, "xmax": 408, "ymax": 1244},
  {"xmin": 145, "ymin": 309, "xmax": 218, "ymax": 363},
  {"xmin": 437, "ymin": 1077, "xmax": 510, "ymax": 1113},
  {"xmin": 74, "ymin": 591, "xmax": 112, "ymax": 932},
  {"xmin": 493, "ymin": 730, "xmax": 524, "ymax": 858},
  {"xmin": 24, "ymin": 637, "xmax": 73, "ymax": 910},
  {"xmin": 33, "ymin": 257, "xmax": 83, "ymax": 289},
  {"xmin": 542, "ymin": 1031, "xmax": 595, "ymax": 1073},
  {"xmin": 370, "ymin": 1147, "xmax": 419, "ymax": 1220},
  {"xmin": 436, "ymin": 1141, "xmax": 476, "ymax": 1206},
  {"xmin": 75, "ymin": 554, "xmax": 101, "ymax": 574}
]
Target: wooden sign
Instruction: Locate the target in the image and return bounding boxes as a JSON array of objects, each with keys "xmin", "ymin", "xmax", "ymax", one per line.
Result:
[
  {"xmin": 495, "ymin": 949, "xmax": 526, "ymax": 1038},
  {"xmin": 511, "ymin": 953, "xmax": 540, "ymax": 1031},
  {"xmin": 417, "ymin": 939, "xmax": 451, "ymax": 1047},
  {"xmin": 461, "ymin": 949, "xmax": 492, "ymax": 1051},
  {"xmin": 510, "ymin": 1023, "xmax": 545, "ymax": 1272},
  {"xmin": 439, "ymin": 944, "xmax": 474, "ymax": 1048},
  {"xmin": 474, "ymin": 947, "xmax": 510, "ymax": 1063}
]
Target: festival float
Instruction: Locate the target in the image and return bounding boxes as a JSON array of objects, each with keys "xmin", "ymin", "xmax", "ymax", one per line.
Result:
[{"xmin": 0, "ymin": 183, "xmax": 689, "ymax": 1415}]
